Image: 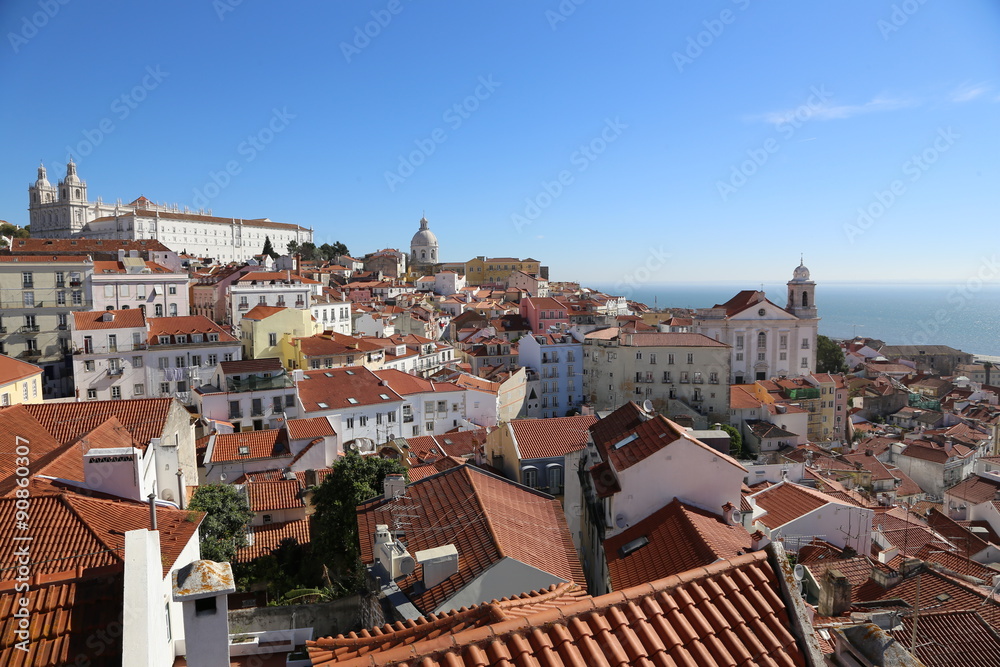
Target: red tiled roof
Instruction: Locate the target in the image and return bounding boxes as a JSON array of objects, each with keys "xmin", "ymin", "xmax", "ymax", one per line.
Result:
[
  {"xmin": 21, "ymin": 398, "xmax": 176, "ymax": 447},
  {"xmin": 246, "ymin": 478, "xmax": 304, "ymax": 512},
  {"xmin": 947, "ymin": 474, "xmax": 1000, "ymax": 505},
  {"xmin": 286, "ymin": 416, "xmax": 336, "ymax": 441},
  {"xmin": 298, "ymin": 367, "xmax": 403, "ymax": 412},
  {"xmin": 92, "ymin": 259, "xmax": 174, "ymax": 274},
  {"xmin": 5, "ymin": 238, "xmax": 172, "ymax": 253},
  {"xmin": 219, "ymin": 358, "xmax": 284, "ymax": 375},
  {"xmin": 147, "ymin": 316, "xmax": 236, "ymax": 343},
  {"xmin": 0, "ymin": 567, "xmax": 124, "ymax": 667},
  {"xmin": 236, "ymin": 519, "xmax": 312, "ymax": 564},
  {"xmin": 751, "ymin": 482, "xmax": 845, "ymax": 530},
  {"xmin": 0, "ymin": 355, "xmax": 43, "ymax": 386},
  {"xmin": 0, "ymin": 492, "xmax": 202, "ymax": 578},
  {"xmin": 892, "ymin": 610, "xmax": 1000, "ymax": 667},
  {"xmin": 407, "ymin": 455, "xmax": 465, "ymax": 482},
  {"xmin": 309, "ymin": 549, "xmax": 813, "ymax": 666},
  {"xmin": 509, "ymin": 415, "xmax": 598, "ymax": 460},
  {"xmin": 605, "ymin": 498, "xmax": 752, "ymax": 589},
  {"xmin": 242, "ymin": 304, "xmax": 288, "ymax": 320},
  {"xmin": 72, "ymin": 308, "xmax": 146, "ymax": 331},
  {"xmin": 356, "ymin": 465, "xmax": 585, "ymax": 615},
  {"xmin": 209, "ymin": 429, "xmax": 290, "ymax": 463}
]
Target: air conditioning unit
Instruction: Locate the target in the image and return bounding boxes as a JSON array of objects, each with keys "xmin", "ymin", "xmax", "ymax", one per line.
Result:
[{"xmin": 378, "ymin": 539, "xmax": 415, "ymax": 580}]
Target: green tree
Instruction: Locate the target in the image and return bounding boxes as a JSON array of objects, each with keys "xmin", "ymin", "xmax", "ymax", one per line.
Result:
[
  {"xmin": 0, "ymin": 221, "xmax": 30, "ymax": 244},
  {"xmin": 188, "ymin": 484, "xmax": 254, "ymax": 563},
  {"xmin": 816, "ymin": 335, "xmax": 848, "ymax": 374},
  {"xmin": 318, "ymin": 243, "xmax": 336, "ymax": 261},
  {"xmin": 331, "ymin": 241, "xmax": 349, "ymax": 258},
  {"xmin": 298, "ymin": 242, "xmax": 317, "ymax": 261},
  {"xmin": 310, "ymin": 453, "xmax": 407, "ymax": 578},
  {"xmin": 262, "ymin": 235, "xmax": 279, "ymax": 259},
  {"xmin": 721, "ymin": 424, "xmax": 743, "ymax": 459},
  {"xmin": 286, "ymin": 240, "xmax": 300, "ymax": 255}
]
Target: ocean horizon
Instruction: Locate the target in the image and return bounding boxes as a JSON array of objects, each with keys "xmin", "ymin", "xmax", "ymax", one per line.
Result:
[{"xmin": 588, "ymin": 282, "xmax": 1000, "ymax": 359}]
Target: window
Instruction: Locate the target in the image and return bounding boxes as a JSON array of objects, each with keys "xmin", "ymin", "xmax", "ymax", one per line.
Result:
[
  {"xmin": 55, "ymin": 272, "xmax": 64, "ymax": 287},
  {"xmin": 72, "ymin": 291, "xmax": 82, "ymax": 306},
  {"xmin": 687, "ymin": 353, "xmax": 694, "ymax": 364},
  {"xmin": 522, "ymin": 467, "xmax": 538, "ymax": 489},
  {"xmin": 736, "ymin": 352, "xmax": 744, "ymax": 361},
  {"xmin": 176, "ymin": 381, "xmax": 188, "ymax": 393},
  {"xmin": 269, "ymin": 332, "xmax": 278, "ymax": 346},
  {"xmin": 285, "ymin": 394, "xmax": 295, "ymax": 407},
  {"xmin": 663, "ymin": 371, "xmax": 672, "ymax": 383},
  {"xmin": 780, "ymin": 334, "xmax": 788, "ymax": 349},
  {"xmin": 191, "ymin": 355, "xmax": 202, "ymax": 366},
  {"xmin": 23, "ymin": 292, "xmax": 34, "ymax": 308},
  {"xmin": 111, "ymin": 386, "xmax": 121, "ymax": 399},
  {"xmin": 175, "ymin": 356, "xmax": 185, "ymax": 368},
  {"xmin": 801, "ymin": 357, "xmax": 809, "ymax": 368},
  {"xmin": 346, "ymin": 417, "xmax": 354, "ymax": 429},
  {"xmin": 387, "ymin": 411, "xmax": 396, "ymax": 423},
  {"xmin": 1, "ymin": 394, "xmax": 8, "ymax": 407},
  {"xmin": 649, "ymin": 353, "xmax": 656, "ymax": 364},
  {"xmin": 154, "ymin": 304, "xmax": 164, "ymax": 317},
  {"xmin": 87, "ymin": 389, "xmax": 97, "ymax": 400},
  {"xmin": 548, "ymin": 465, "xmax": 564, "ymax": 494},
  {"xmin": 801, "ymin": 338, "xmax": 810, "ymax": 349},
  {"xmin": 680, "ymin": 371, "xmax": 690, "ymax": 383},
  {"xmin": 252, "ymin": 398, "xmax": 263, "ymax": 416},
  {"xmin": 84, "ymin": 360, "xmax": 95, "ymax": 372},
  {"xmin": 160, "ymin": 382, "xmax": 170, "ymax": 394},
  {"xmin": 709, "ymin": 372, "xmax": 718, "ymax": 383},
  {"xmin": 635, "ymin": 352, "xmax": 642, "ymax": 360},
  {"xmin": 21, "ymin": 272, "xmax": 33, "ymax": 288},
  {"xmin": 134, "ymin": 384, "xmax": 145, "ymax": 396},
  {"xmin": 229, "ymin": 401, "xmax": 241, "ymax": 419},
  {"xmin": 273, "ymin": 397, "xmax": 283, "ymax": 413},
  {"xmin": 104, "ymin": 285, "xmax": 114, "ymax": 298},
  {"xmin": 23, "ymin": 384, "xmax": 29, "ymax": 401},
  {"xmin": 259, "ymin": 295, "xmax": 267, "ymax": 304},
  {"xmin": 359, "ymin": 416, "xmax": 367, "ymax": 427},
  {"xmin": 208, "ymin": 354, "xmax": 218, "ymax": 366},
  {"xmin": 175, "ymin": 335, "xmax": 187, "ymax": 344},
  {"xmin": 57, "ymin": 291, "xmax": 66, "ymax": 306},
  {"xmin": 757, "ymin": 332, "xmax": 766, "ymax": 349},
  {"xmin": 168, "ymin": 304, "xmax": 178, "ymax": 317},
  {"xmin": 223, "ymin": 353, "xmax": 233, "ymax": 362},
  {"xmin": 168, "ymin": 285, "xmax": 177, "ymax": 295},
  {"xmin": 736, "ymin": 335, "xmax": 744, "ymax": 349}
]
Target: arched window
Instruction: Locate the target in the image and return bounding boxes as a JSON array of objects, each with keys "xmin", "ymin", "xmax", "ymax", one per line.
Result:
[
  {"xmin": 802, "ymin": 291, "xmax": 809, "ymax": 308},
  {"xmin": 757, "ymin": 332, "xmax": 766, "ymax": 349}
]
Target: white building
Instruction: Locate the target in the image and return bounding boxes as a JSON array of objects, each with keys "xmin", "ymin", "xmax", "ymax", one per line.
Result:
[
  {"xmin": 374, "ymin": 368, "xmax": 469, "ymax": 437},
  {"xmin": 310, "ymin": 292, "xmax": 352, "ymax": 335},
  {"xmin": 195, "ymin": 358, "xmax": 299, "ymax": 433},
  {"xmin": 28, "ymin": 161, "xmax": 312, "ymax": 262},
  {"xmin": 691, "ymin": 262, "xmax": 819, "ymax": 384},
  {"xmin": 71, "ymin": 310, "xmax": 242, "ymax": 404},
  {"xmin": 90, "ymin": 252, "xmax": 190, "ymax": 316},
  {"xmin": 434, "ymin": 270, "xmax": 466, "ymax": 296},
  {"xmin": 409, "ymin": 216, "xmax": 439, "ymax": 268}
]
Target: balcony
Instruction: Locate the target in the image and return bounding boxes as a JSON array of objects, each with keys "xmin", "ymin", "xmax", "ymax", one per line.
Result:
[
  {"xmin": 20, "ymin": 325, "xmax": 40, "ymax": 334},
  {"xmin": 0, "ymin": 327, "xmax": 6, "ymax": 334},
  {"xmin": 108, "ymin": 367, "xmax": 125, "ymax": 376},
  {"xmin": 229, "ymin": 412, "xmax": 243, "ymax": 420},
  {"xmin": 225, "ymin": 374, "xmax": 294, "ymax": 392}
]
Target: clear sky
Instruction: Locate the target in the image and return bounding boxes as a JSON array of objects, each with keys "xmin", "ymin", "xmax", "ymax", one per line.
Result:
[{"xmin": 1, "ymin": 1, "xmax": 998, "ymax": 285}]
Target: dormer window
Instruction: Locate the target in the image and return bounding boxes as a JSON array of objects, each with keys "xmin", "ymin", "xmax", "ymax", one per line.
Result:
[
  {"xmin": 191, "ymin": 334, "xmax": 204, "ymax": 343},
  {"xmin": 158, "ymin": 335, "xmax": 170, "ymax": 345},
  {"xmin": 208, "ymin": 333, "xmax": 219, "ymax": 342},
  {"xmin": 176, "ymin": 335, "xmax": 187, "ymax": 344}
]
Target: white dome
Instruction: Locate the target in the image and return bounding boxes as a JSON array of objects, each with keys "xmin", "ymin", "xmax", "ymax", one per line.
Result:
[
  {"xmin": 410, "ymin": 217, "xmax": 438, "ymax": 248},
  {"xmin": 791, "ymin": 262, "xmax": 810, "ymax": 282}
]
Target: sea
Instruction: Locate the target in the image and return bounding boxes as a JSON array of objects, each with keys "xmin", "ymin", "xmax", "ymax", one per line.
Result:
[{"xmin": 588, "ymin": 282, "xmax": 1000, "ymax": 359}]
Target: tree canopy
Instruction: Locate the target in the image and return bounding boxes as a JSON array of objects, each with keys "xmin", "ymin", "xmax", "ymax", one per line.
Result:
[
  {"xmin": 310, "ymin": 453, "xmax": 407, "ymax": 577},
  {"xmin": 262, "ymin": 235, "xmax": 279, "ymax": 259},
  {"xmin": 187, "ymin": 483, "xmax": 255, "ymax": 563},
  {"xmin": 816, "ymin": 334, "xmax": 848, "ymax": 374},
  {"xmin": 720, "ymin": 424, "xmax": 744, "ymax": 459},
  {"xmin": 0, "ymin": 222, "xmax": 30, "ymax": 245}
]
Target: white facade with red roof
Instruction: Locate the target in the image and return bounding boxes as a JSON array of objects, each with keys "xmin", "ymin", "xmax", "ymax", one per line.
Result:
[
  {"xmin": 374, "ymin": 368, "xmax": 470, "ymax": 437},
  {"xmin": 72, "ymin": 310, "xmax": 241, "ymax": 404},
  {"xmin": 228, "ymin": 270, "xmax": 314, "ymax": 327},
  {"xmin": 89, "ymin": 250, "xmax": 190, "ymax": 315},
  {"xmin": 692, "ymin": 262, "xmax": 819, "ymax": 384},
  {"xmin": 28, "ymin": 161, "xmax": 313, "ymax": 261}
]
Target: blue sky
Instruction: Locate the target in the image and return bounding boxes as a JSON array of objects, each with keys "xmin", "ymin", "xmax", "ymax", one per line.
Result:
[{"xmin": 1, "ymin": 1, "xmax": 998, "ymax": 285}]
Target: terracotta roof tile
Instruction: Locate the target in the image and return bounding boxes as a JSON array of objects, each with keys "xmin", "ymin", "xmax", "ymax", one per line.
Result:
[
  {"xmin": 286, "ymin": 416, "xmax": 336, "ymax": 441},
  {"xmin": 0, "ymin": 354, "xmax": 43, "ymax": 386},
  {"xmin": 751, "ymin": 482, "xmax": 847, "ymax": 530},
  {"xmin": 509, "ymin": 415, "xmax": 598, "ymax": 460},
  {"xmin": 0, "ymin": 567, "xmax": 124, "ymax": 667},
  {"xmin": 147, "ymin": 316, "xmax": 236, "ymax": 343},
  {"xmin": 209, "ymin": 429, "xmax": 290, "ymax": 463},
  {"xmin": 605, "ymin": 498, "xmax": 752, "ymax": 589},
  {"xmin": 20, "ymin": 398, "xmax": 176, "ymax": 448},
  {"xmin": 219, "ymin": 358, "xmax": 284, "ymax": 375},
  {"xmin": 72, "ymin": 308, "xmax": 146, "ymax": 331},
  {"xmin": 947, "ymin": 474, "xmax": 1000, "ymax": 505},
  {"xmin": 0, "ymin": 493, "xmax": 202, "ymax": 579},
  {"xmin": 308, "ymin": 550, "xmax": 811, "ymax": 666},
  {"xmin": 246, "ymin": 478, "xmax": 304, "ymax": 512},
  {"xmin": 356, "ymin": 465, "xmax": 585, "ymax": 615}
]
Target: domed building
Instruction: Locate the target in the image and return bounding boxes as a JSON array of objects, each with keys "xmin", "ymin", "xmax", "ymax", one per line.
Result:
[
  {"xmin": 410, "ymin": 216, "xmax": 439, "ymax": 268},
  {"xmin": 786, "ymin": 257, "xmax": 817, "ymax": 319}
]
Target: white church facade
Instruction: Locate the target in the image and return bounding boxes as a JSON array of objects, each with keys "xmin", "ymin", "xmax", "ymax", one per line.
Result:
[
  {"xmin": 28, "ymin": 161, "xmax": 313, "ymax": 263},
  {"xmin": 689, "ymin": 262, "xmax": 820, "ymax": 384}
]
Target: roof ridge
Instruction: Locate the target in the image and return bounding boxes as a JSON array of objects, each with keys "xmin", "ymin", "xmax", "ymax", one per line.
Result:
[{"xmin": 58, "ymin": 494, "xmax": 127, "ymax": 565}]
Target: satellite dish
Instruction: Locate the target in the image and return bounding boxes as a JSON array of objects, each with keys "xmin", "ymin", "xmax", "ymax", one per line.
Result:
[
  {"xmin": 731, "ymin": 510, "xmax": 743, "ymax": 524},
  {"xmin": 642, "ymin": 399, "xmax": 654, "ymax": 413},
  {"xmin": 793, "ymin": 564, "xmax": 805, "ymax": 582},
  {"xmin": 615, "ymin": 513, "xmax": 628, "ymax": 529},
  {"xmin": 219, "ymin": 472, "xmax": 228, "ymax": 482}
]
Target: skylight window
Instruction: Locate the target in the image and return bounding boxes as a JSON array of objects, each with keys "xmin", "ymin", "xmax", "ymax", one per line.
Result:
[
  {"xmin": 347, "ymin": 398, "xmax": 359, "ymax": 404},
  {"xmin": 345, "ymin": 370, "xmax": 355, "ymax": 375},
  {"xmin": 612, "ymin": 433, "xmax": 639, "ymax": 450},
  {"xmin": 237, "ymin": 446, "xmax": 250, "ymax": 456},
  {"xmin": 325, "ymin": 372, "xmax": 333, "ymax": 377},
  {"xmin": 317, "ymin": 402, "xmax": 329, "ymax": 409},
  {"xmin": 379, "ymin": 394, "xmax": 390, "ymax": 400},
  {"xmin": 618, "ymin": 536, "xmax": 649, "ymax": 558}
]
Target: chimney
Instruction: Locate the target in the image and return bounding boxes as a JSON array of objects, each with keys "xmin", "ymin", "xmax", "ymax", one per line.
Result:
[
  {"xmin": 415, "ymin": 544, "xmax": 459, "ymax": 590},
  {"xmin": 722, "ymin": 501, "xmax": 738, "ymax": 526},
  {"xmin": 750, "ymin": 530, "xmax": 769, "ymax": 552},
  {"xmin": 818, "ymin": 569, "xmax": 852, "ymax": 617},
  {"xmin": 123, "ymin": 530, "xmax": 169, "ymax": 666},
  {"xmin": 148, "ymin": 493, "xmax": 158, "ymax": 530},
  {"xmin": 384, "ymin": 473, "xmax": 405, "ymax": 501}
]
